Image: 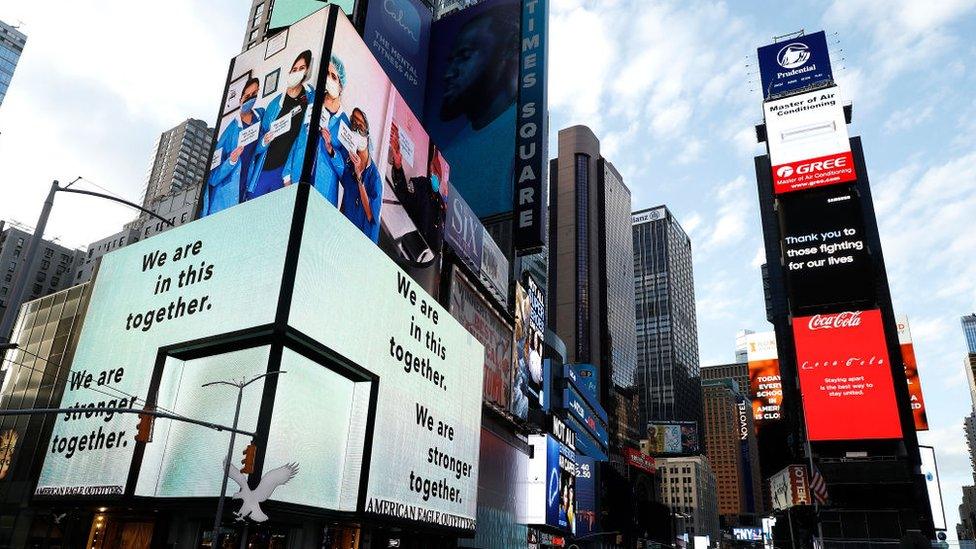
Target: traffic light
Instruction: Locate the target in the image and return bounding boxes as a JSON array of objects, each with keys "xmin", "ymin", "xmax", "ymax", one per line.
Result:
[
  {"xmin": 241, "ymin": 443, "xmax": 257, "ymax": 474},
  {"xmin": 134, "ymin": 408, "xmax": 154, "ymax": 443}
]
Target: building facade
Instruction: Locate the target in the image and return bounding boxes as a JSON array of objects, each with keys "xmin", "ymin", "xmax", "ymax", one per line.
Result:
[
  {"xmin": 632, "ymin": 206, "xmax": 701, "ymax": 431},
  {"xmin": 0, "ymin": 283, "xmax": 93, "ymax": 547},
  {"xmin": 701, "ymin": 379, "xmax": 763, "ymax": 524},
  {"xmin": 0, "ymin": 20, "xmax": 25, "ymax": 107},
  {"xmin": 656, "ymin": 456, "xmax": 720, "ymax": 542},
  {"xmin": 140, "ymin": 119, "xmax": 213, "ymax": 209},
  {"xmin": 0, "ymin": 222, "xmax": 85, "ymax": 334},
  {"xmin": 74, "ymin": 227, "xmax": 140, "ymax": 284},
  {"xmin": 548, "ymin": 125, "xmax": 637, "ymax": 403},
  {"xmin": 963, "ymin": 314, "xmax": 976, "ymax": 355}
]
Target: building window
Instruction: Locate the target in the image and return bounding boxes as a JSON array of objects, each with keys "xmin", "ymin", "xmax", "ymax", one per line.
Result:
[
  {"xmin": 32, "ymin": 283, "xmax": 42, "ymax": 294},
  {"xmin": 7, "ymin": 262, "xmax": 14, "ymax": 272},
  {"xmin": 43, "ymin": 248, "xmax": 53, "ymax": 258}
]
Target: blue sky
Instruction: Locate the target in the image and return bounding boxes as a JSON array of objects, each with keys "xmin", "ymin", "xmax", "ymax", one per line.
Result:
[{"xmin": 1, "ymin": 0, "xmax": 975, "ymax": 535}]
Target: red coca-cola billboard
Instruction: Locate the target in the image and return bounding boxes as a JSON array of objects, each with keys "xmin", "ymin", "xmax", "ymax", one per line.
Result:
[{"xmin": 793, "ymin": 309, "xmax": 903, "ymax": 441}]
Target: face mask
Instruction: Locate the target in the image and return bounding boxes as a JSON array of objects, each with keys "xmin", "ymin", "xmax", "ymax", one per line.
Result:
[
  {"xmin": 240, "ymin": 98, "xmax": 257, "ymax": 114},
  {"xmin": 286, "ymin": 69, "xmax": 306, "ymax": 88},
  {"xmin": 430, "ymin": 174, "xmax": 440, "ymax": 193},
  {"xmin": 325, "ymin": 77, "xmax": 341, "ymax": 98}
]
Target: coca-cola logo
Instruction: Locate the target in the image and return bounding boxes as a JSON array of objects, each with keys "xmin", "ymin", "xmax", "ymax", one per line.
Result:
[{"xmin": 807, "ymin": 311, "xmax": 862, "ymax": 330}]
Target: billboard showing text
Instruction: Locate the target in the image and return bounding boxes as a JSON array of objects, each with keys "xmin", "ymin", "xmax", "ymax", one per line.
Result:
[
  {"xmin": 793, "ymin": 309, "xmax": 902, "ymax": 441},
  {"xmin": 764, "ymin": 87, "xmax": 855, "ymax": 194},
  {"xmin": 746, "ymin": 331, "xmax": 782, "ymax": 430},
  {"xmin": 757, "ymin": 31, "xmax": 833, "ymax": 99}
]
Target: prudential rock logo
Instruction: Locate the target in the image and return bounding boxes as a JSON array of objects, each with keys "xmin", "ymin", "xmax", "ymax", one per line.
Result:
[{"xmin": 777, "ymin": 42, "xmax": 811, "ymax": 69}]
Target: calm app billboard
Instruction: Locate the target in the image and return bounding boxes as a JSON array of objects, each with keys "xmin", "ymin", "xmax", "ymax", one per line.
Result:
[{"xmin": 363, "ymin": 0, "xmax": 432, "ymax": 114}]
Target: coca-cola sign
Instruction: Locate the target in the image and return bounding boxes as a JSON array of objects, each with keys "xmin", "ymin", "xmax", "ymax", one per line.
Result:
[
  {"xmin": 793, "ymin": 308, "xmax": 902, "ymax": 441},
  {"xmin": 806, "ymin": 310, "xmax": 862, "ymax": 330}
]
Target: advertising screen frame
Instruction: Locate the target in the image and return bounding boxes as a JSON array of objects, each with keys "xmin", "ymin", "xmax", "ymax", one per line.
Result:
[
  {"xmin": 896, "ymin": 315, "xmax": 929, "ymax": 431},
  {"xmin": 757, "ymin": 30, "xmax": 833, "ymax": 100}
]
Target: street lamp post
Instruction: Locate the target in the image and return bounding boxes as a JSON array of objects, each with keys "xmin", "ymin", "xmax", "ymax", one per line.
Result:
[
  {"xmin": 0, "ymin": 178, "xmax": 174, "ymax": 344},
  {"xmin": 204, "ymin": 371, "xmax": 285, "ymax": 547}
]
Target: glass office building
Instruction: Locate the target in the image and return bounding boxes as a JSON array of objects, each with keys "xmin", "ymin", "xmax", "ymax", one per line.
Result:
[{"xmin": 0, "ymin": 20, "xmax": 26, "ymax": 107}]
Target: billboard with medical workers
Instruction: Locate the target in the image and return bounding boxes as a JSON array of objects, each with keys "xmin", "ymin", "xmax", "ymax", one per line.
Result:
[
  {"xmin": 202, "ymin": 8, "xmax": 454, "ymax": 299},
  {"xmin": 36, "ymin": 186, "xmax": 486, "ymax": 530}
]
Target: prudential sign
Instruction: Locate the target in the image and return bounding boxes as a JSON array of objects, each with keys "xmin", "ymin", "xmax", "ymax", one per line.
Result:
[{"xmin": 757, "ymin": 31, "xmax": 833, "ymax": 99}]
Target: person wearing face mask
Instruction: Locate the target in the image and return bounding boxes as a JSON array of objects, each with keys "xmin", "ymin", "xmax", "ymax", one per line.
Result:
[
  {"xmin": 339, "ymin": 108, "xmax": 383, "ymax": 243},
  {"xmin": 203, "ymin": 77, "xmax": 264, "ymax": 216},
  {"xmin": 313, "ymin": 54, "xmax": 351, "ymax": 207},
  {"xmin": 388, "ymin": 127, "xmax": 447, "ymax": 254},
  {"xmin": 247, "ymin": 49, "xmax": 316, "ymax": 201}
]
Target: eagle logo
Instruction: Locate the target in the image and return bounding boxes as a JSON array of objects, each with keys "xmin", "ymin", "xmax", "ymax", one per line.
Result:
[{"xmin": 225, "ymin": 459, "xmax": 299, "ymax": 522}]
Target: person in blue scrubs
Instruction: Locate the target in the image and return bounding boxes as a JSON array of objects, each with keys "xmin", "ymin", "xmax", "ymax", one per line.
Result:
[
  {"xmin": 203, "ymin": 77, "xmax": 264, "ymax": 216},
  {"xmin": 339, "ymin": 108, "xmax": 382, "ymax": 243},
  {"xmin": 247, "ymin": 50, "xmax": 315, "ymax": 200},
  {"xmin": 313, "ymin": 54, "xmax": 350, "ymax": 207}
]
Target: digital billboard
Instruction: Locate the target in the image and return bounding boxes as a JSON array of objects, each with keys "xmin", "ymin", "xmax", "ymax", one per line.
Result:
[
  {"xmin": 202, "ymin": 8, "xmax": 330, "ymax": 218},
  {"xmin": 793, "ymin": 309, "xmax": 903, "ymax": 441},
  {"xmin": 292, "ymin": 191, "xmax": 485, "ymax": 528},
  {"xmin": 447, "ymin": 269, "xmax": 513, "ymax": 408},
  {"xmin": 764, "ymin": 86, "xmax": 855, "ymax": 194},
  {"xmin": 644, "ymin": 422, "xmax": 699, "ymax": 455},
  {"xmin": 525, "ymin": 435, "xmax": 577, "ymax": 533},
  {"xmin": 204, "ymin": 8, "xmax": 460, "ymax": 299},
  {"xmin": 746, "ymin": 331, "xmax": 781, "ymax": 430},
  {"xmin": 757, "ymin": 31, "xmax": 833, "ymax": 99},
  {"xmin": 919, "ymin": 446, "xmax": 947, "ymax": 531},
  {"xmin": 512, "ymin": 0, "xmax": 549, "ymax": 252},
  {"xmin": 896, "ymin": 315, "xmax": 929, "ymax": 431},
  {"xmin": 363, "ymin": 0, "xmax": 432, "ymax": 114},
  {"xmin": 779, "ymin": 186, "xmax": 875, "ymax": 312},
  {"xmin": 444, "ymin": 189, "xmax": 510, "ymax": 307},
  {"xmin": 512, "ymin": 275, "xmax": 544, "ymax": 419},
  {"xmin": 424, "ymin": 0, "xmax": 519, "ymax": 218},
  {"xmin": 268, "ymin": 0, "xmax": 354, "ymax": 30},
  {"xmin": 769, "ymin": 465, "xmax": 810, "ymax": 510},
  {"xmin": 36, "ymin": 190, "xmax": 295, "ymax": 497},
  {"xmin": 733, "ymin": 528, "xmax": 762, "ymax": 542},
  {"xmin": 575, "ymin": 455, "xmax": 597, "ymax": 538},
  {"xmin": 38, "ymin": 187, "xmax": 486, "ymax": 530}
]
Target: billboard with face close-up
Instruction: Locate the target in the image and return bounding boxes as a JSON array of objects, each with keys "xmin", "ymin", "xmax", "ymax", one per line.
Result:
[
  {"xmin": 793, "ymin": 309, "xmax": 903, "ymax": 442},
  {"xmin": 764, "ymin": 86, "xmax": 855, "ymax": 194},
  {"xmin": 424, "ymin": 0, "xmax": 520, "ymax": 218}
]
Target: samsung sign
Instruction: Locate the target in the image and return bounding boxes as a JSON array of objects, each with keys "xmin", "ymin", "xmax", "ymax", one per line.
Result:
[
  {"xmin": 513, "ymin": 0, "xmax": 549, "ymax": 254},
  {"xmin": 757, "ymin": 31, "xmax": 833, "ymax": 99}
]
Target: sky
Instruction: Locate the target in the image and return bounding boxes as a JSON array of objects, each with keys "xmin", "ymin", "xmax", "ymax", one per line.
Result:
[{"xmin": 1, "ymin": 0, "xmax": 975, "ymax": 536}]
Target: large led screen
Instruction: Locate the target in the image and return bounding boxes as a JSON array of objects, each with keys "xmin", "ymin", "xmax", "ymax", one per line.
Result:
[
  {"xmin": 204, "ymin": 9, "xmax": 453, "ymax": 299},
  {"xmin": 793, "ymin": 309, "xmax": 902, "ymax": 441},
  {"xmin": 764, "ymin": 86, "xmax": 855, "ymax": 194},
  {"xmin": 896, "ymin": 315, "xmax": 929, "ymax": 431},
  {"xmin": 524, "ymin": 435, "xmax": 577, "ymax": 533},
  {"xmin": 779, "ymin": 186, "xmax": 875, "ymax": 312},
  {"xmin": 746, "ymin": 331, "xmax": 782, "ymax": 430},
  {"xmin": 448, "ymin": 269, "xmax": 513, "ymax": 408},
  {"xmin": 363, "ymin": 0, "xmax": 432, "ymax": 114},
  {"xmin": 512, "ymin": 276, "xmax": 544, "ymax": 420},
  {"xmin": 920, "ymin": 445, "xmax": 947, "ymax": 531},
  {"xmin": 291, "ymin": 191, "xmax": 485, "ymax": 529},
  {"xmin": 268, "ymin": 0, "xmax": 354, "ymax": 30},
  {"xmin": 424, "ymin": 0, "xmax": 519, "ymax": 218},
  {"xmin": 35, "ymin": 188, "xmax": 296, "ymax": 496},
  {"xmin": 644, "ymin": 422, "xmax": 699, "ymax": 455},
  {"xmin": 203, "ymin": 9, "xmax": 330, "ymax": 217}
]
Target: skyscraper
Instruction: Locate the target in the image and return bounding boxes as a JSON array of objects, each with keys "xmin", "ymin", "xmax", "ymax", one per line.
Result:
[
  {"xmin": 0, "ymin": 20, "xmax": 26, "ymax": 107},
  {"xmin": 656, "ymin": 456, "xmax": 720, "ymax": 541},
  {"xmin": 548, "ymin": 125, "xmax": 637, "ymax": 401},
  {"xmin": 632, "ymin": 206, "xmax": 701, "ymax": 431},
  {"xmin": 140, "ymin": 119, "xmax": 213, "ymax": 209},
  {"xmin": 0, "ymin": 221, "xmax": 85, "ymax": 332},
  {"xmin": 963, "ymin": 314, "xmax": 976, "ymax": 355},
  {"xmin": 701, "ymin": 378, "xmax": 764, "ymax": 523}
]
